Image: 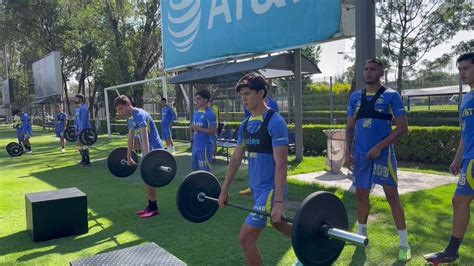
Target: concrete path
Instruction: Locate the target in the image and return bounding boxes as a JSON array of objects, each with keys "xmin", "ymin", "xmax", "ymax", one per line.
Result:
[{"xmin": 289, "ymin": 168, "xmax": 458, "ymax": 197}]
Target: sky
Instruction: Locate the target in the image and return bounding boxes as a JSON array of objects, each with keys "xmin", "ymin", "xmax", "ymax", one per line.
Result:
[{"xmin": 314, "ymin": 30, "xmax": 473, "ymax": 82}]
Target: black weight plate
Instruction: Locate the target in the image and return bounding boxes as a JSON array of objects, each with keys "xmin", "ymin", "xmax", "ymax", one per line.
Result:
[
  {"xmin": 140, "ymin": 149, "xmax": 177, "ymax": 187},
  {"xmin": 64, "ymin": 126, "xmax": 76, "ymax": 142},
  {"xmin": 176, "ymin": 171, "xmax": 221, "ymax": 223},
  {"xmin": 6, "ymin": 142, "xmax": 16, "ymax": 153},
  {"xmin": 107, "ymin": 147, "xmax": 138, "ymax": 178},
  {"xmin": 79, "ymin": 128, "xmax": 97, "ymax": 146},
  {"xmin": 7, "ymin": 142, "xmax": 24, "ymax": 157},
  {"xmin": 292, "ymin": 191, "xmax": 348, "ymax": 266}
]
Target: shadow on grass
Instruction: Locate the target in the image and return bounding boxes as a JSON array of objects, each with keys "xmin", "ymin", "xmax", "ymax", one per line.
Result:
[{"xmin": 0, "ymin": 149, "xmax": 296, "ymax": 265}]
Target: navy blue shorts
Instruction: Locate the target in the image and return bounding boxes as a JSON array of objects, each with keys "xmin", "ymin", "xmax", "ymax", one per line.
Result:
[
  {"xmin": 455, "ymin": 159, "xmax": 474, "ymax": 196},
  {"xmin": 191, "ymin": 148, "xmax": 212, "ymax": 171},
  {"xmin": 353, "ymin": 149, "xmax": 398, "ymax": 190}
]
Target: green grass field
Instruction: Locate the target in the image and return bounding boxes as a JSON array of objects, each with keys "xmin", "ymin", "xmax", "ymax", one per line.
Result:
[{"xmin": 0, "ymin": 126, "xmax": 473, "ymax": 265}]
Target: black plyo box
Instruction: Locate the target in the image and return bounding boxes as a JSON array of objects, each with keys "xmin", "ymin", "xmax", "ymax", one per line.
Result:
[
  {"xmin": 25, "ymin": 187, "xmax": 88, "ymax": 242},
  {"xmin": 70, "ymin": 242, "xmax": 187, "ymax": 265}
]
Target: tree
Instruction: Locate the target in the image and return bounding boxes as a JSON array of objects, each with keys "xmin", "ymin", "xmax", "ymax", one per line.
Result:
[
  {"xmin": 377, "ymin": 0, "xmax": 472, "ymax": 92},
  {"xmin": 102, "ymin": 0, "xmax": 162, "ymax": 107}
]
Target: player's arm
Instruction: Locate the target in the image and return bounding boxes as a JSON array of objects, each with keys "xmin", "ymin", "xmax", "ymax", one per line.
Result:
[
  {"xmin": 219, "ymin": 144, "xmax": 245, "ymax": 207},
  {"xmin": 219, "ymin": 125, "xmax": 245, "ymax": 208},
  {"xmin": 127, "ymin": 129, "xmax": 135, "ymax": 164},
  {"xmin": 373, "ymin": 115, "xmax": 408, "ymax": 150},
  {"xmin": 140, "ymin": 127, "xmax": 150, "ymax": 156},
  {"xmin": 345, "ymin": 117, "xmax": 356, "ymax": 157},
  {"xmin": 450, "ymin": 140, "xmax": 464, "ymax": 175},
  {"xmin": 345, "ymin": 93, "xmax": 357, "ymax": 166}
]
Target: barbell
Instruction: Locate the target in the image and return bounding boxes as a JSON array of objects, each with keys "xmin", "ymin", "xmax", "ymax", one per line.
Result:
[
  {"xmin": 107, "ymin": 147, "xmax": 177, "ymax": 187},
  {"xmin": 64, "ymin": 126, "xmax": 98, "ymax": 146},
  {"xmin": 176, "ymin": 171, "xmax": 368, "ymax": 266},
  {"xmin": 6, "ymin": 142, "xmax": 24, "ymax": 157}
]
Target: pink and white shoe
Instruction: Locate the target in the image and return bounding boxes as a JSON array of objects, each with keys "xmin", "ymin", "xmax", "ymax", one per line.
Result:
[{"xmin": 139, "ymin": 209, "xmax": 160, "ymax": 219}]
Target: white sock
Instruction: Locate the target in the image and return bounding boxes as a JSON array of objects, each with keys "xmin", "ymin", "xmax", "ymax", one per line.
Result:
[
  {"xmin": 398, "ymin": 229, "xmax": 409, "ymax": 248},
  {"xmin": 357, "ymin": 223, "xmax": 368, "ymax": 236}
]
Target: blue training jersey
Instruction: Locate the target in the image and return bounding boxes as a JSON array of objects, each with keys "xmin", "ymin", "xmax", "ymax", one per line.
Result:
[
  {"xmin": 20, "ymin": 113, "xmax": 32, "ymax": 134},
  {"xmin": 55, "ymin": 112, "xmax": 67, "ymax": 131},
  {"xmin": 192, "ymin": 107, "xmax": 216, "ymax": 150},
  {"xmin": 161, "ymin": 105, "xmax": 176, "ymax": 125},
  {"xmin": 237, "ymin": 110, "xmax": 288, "ymax": 191},
  {"xmin": 461, "ymin": 91, "xmax": 474, "ymax": 159},
  {"xmin": 245, "ymin": 96, "xmax": 279, "ymax": 118},
  {"xmin": 347, "ymin": 87, "xmax": 406, "ymax": 156},
  {"xmin": 128, "ymin": 107, "xmax": 163, "ymax": 150},
  {"xmin": 76, "ymin": 104, "xmax": 91, "ymax": 133}
]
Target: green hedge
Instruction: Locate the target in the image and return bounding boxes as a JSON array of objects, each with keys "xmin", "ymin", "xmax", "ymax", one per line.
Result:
[
  {"xmin": 220, "ymin": 110, "xmax": 461, "ymax": 126},
  {"xmin": 394, "ymin": 126, "xmax": 459, "ymax": 164},
  {"xmin": 99, "ymin": 119, "xmax": 459, "ymax": 165}
]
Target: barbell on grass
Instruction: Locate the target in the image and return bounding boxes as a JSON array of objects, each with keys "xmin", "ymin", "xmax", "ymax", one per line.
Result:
[
  {"xmin": 176, "ymin": 171, "xmax": 368, "ymax": 266},
  {"xmin": 107, "ymin": 147, "xmax": 177, "ymax": 187},
  {"xmin": 6, "ymin": 142, "xmax": 24, "ymax": 157},
  {"xmin": 64, "ymin": 126, "xmax": 98, "ymax": 146}
]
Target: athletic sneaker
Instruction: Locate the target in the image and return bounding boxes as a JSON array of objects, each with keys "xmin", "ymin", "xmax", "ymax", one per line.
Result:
[
  {"xmin": 238, "ymin": 187, "xmax": 252, "ymax": 196},
  {"xmin": 136, "ymin": 207, "xmax": 151, "ymax": 215},
  {"xmin": 61, "ymin": 148, "xmax": 65, "ymax": 152},
  {"xmin": 423, "ymin": 250, "xmax": 459, "ymax": 264},
  {"xmin": 399, "ymin": 246, "xmax": 412, "ymax": 262},
  {"xmin": 139, "ymin": 209, "xmax": 160, "ymax": 219}
]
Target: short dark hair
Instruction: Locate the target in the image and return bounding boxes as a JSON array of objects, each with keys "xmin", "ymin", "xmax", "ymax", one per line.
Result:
[
  {"xmin": 195, "ymin": 89, "xmax": 211, "ymax": 101},
  {"xmin": 161, "ymin": 97, "xmax": 167, "ymax": 102},
  {"xmin": 235, "ymin": 72, "xmax": 268, "ymax": 98},
  {"xmin": 113, "ymin": 95, "xmax": 132, "ymax": 108},
  {"xmin": 75, "ymin": 93, "xmax": 85, "ymax": 99},
  {"xmin": 456, "ymin": 52, "xmax": 474, "ymax": 65},
  {"xmin": 366, "ymin": 58, "xmax": 384, "ymax": 69},
  {"xmin": 12, "ymin": 109, "xmax": 21, "ymax": 116}
]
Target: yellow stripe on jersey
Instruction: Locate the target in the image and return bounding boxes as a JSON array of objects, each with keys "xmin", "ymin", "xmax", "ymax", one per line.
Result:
[
  {"xmin": 249, "ymin": 115, "xmax": 264, "ymax": 122},
  {"xmin": 467, "ymin": 160, "xmax": 474, "ymax": 189},
  {"xmin": 388, "ymin": 146, "xmax": 398, "ymax": 183},
  {"xmin": 265, "ymin": 189, "xmax": 274, "ymax": 227}
]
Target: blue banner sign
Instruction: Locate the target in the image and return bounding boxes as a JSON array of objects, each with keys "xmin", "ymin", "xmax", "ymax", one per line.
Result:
[{"xmin": 162, "ymin": 0, "xmax": 341, "ymax": 71}]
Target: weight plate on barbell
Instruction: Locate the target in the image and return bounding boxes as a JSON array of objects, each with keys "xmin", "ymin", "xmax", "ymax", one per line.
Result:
[
  {"xmin": 64, "ymin": 126, "xmax": 76, "ymax": 142},
  {"xmin": 177, "ymin": 171, "xmax": 221, "ymax": 223},
  {"xmin": 140, "ymin": 149, "xmax": 177, "ymax": 187},
  {"xmin": 79, "ymin": 128, "xmax": 97, "ymax": 146},
  {"xmin": 292, "ymin": 191, "xmax": 348, "ymax": 266},
  {"xmin": 6, "ymin": 142, "xmax": 24, "ymax": 157},
  {"xmin": 107, "ymin": 147, "xmax": 138, "ymax": 178}
]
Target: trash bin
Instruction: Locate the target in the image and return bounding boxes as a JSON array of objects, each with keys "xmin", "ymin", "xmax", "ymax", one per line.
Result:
[{"xmin": 323, "ymin": 129, "xmax": 346, "ymax": 174}]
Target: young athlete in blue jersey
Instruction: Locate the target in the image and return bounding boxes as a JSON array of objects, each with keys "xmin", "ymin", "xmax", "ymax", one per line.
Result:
[
  {"xmin": 12, "ymin": 109, "xmax": 33, "ymax": 153},
  {"xmin": 189, "ymin": 89, "xmax": 216, "ymax": 171},
  {"xmin": 218, "ymin": 73, "xmax": 291, "ymax": 265},
  {"xmin": 114, "ymin": 95, "xmax": 164, "ymax": 219},
  {"xmin": 74, "ymin": 94, "xmax": 92, "ymax": 166},
  {"xmin": 54, "ymin": 103, "xmax": 68, "ymax": 152},
  {"xmin": 240, "ymin": 94, "xmax": 280, "ymax": 196},
  {"xmin": 160, "ymin": 97, "xmax": 176, "ymax": 153},
  {"xmin": 345, "ymin": 59, "xmax": 411, "ymax": 261},
  {"xmin": 424, "ymin": 53, "xmax": 474, "ymax": 264}
]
